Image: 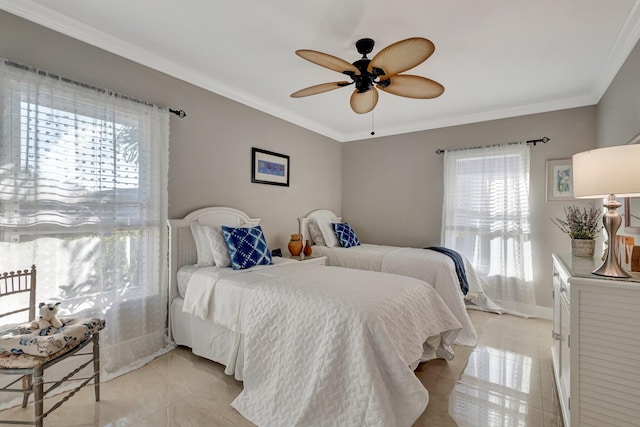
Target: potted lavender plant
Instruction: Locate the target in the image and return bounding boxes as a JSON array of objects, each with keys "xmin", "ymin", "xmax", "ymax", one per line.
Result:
[{"xmin": 552, "ymin": 205, "xmax": 602, "ymax": 257}]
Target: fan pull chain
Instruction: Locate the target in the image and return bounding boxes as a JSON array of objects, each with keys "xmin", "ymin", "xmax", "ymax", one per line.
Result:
[{"xmin": 370, "ymin": 110, "xmax": 375, "ymax": 136}]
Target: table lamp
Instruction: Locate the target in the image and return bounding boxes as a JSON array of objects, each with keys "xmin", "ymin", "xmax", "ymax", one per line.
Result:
[{"xmin": 573, "ymin": 144, "xmax": 640, "ymax": 278}]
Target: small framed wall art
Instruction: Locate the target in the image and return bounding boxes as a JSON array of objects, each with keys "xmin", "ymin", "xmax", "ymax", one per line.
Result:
[
  {"xmin": 251, "ymin": 147, "xmax": 290, "ymax": 187},
  {"xmin": 546, "ymin": 158, "xmax": 574, "ymax": 202}
]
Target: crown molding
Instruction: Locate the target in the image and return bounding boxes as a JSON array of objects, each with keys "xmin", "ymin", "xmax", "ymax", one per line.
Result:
[{"xmin": 1, "ymin": 0, "xmax": 638, "ymax": 143}]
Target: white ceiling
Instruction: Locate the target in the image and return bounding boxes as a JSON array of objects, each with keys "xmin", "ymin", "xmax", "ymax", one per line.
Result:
[{"xmin": 2, "ymin": 0, "xmax": 640, "ymax": 142}]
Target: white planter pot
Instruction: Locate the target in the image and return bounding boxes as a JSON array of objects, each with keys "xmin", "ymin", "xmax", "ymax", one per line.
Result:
[{"xmin": 572, "ymin": 239, "xmax": 595, "ymax": 257}]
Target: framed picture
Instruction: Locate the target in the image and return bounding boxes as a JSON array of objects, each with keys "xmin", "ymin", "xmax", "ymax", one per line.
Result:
[
  {"xmin": 624, "ymin": 133, "xmax": 640, "ymax": 233},
  {"xmin": 251, "ymin": 147, "xmax": 290, "ymax": 187},
  {"xmin": 546, "ymin": 159, "xmax": 574, "ymax": 202}
]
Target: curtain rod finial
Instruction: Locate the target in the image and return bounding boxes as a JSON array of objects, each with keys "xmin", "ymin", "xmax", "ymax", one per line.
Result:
[{"xmin": 169, "ymin": 108, "xmax": 187, "ymax": 118}]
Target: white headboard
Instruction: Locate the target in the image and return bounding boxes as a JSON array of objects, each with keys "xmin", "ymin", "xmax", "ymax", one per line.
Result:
[
  {"xmin": 167, "ymin": 206, "xmax": 260, "ymax": 302},
  {"xmin": 298, "ymin": 209, "xmax": 342, "ymax": 244}
]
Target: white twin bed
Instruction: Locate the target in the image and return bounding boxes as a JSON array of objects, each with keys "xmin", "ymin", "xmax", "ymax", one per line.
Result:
[
  {"xmin": 299, "ymin": 209, "xmax": 505, "ymax": 347},
  {"xmin": 168, "ymin": 206, "xmax": 463, "ymax": 426}
]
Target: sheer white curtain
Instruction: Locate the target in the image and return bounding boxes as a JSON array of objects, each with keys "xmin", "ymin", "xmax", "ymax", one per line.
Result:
[
  {"xmin": 0, "ymin": 60, "xmax": 173, "ymax": 392},
  {"xmin": 442, "ymin": 143, "xmax": 536, "ymax": 317}
]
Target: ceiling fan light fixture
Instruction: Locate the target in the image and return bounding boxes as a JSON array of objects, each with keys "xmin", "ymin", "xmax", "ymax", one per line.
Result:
[{"xmin": 291, "ymin": 36, "xmax": 443, "ymax": 114}]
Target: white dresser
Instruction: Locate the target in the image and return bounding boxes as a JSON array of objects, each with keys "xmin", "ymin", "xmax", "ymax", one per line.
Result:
[{"xmin": 552, "ymin": 253, "xmax": 640, "ymax": 427}]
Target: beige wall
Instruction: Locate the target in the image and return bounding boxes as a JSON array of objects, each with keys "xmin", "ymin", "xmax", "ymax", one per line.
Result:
[
  {"xmin": 597, "ymin": 37, "xmax": 640, "ymax": 244},
  {"xmin": 343, "ymin": 107, "xmax": 599, "ymax": 308},
  {"xmin": 4, "ymin": 9, "xmax": 638, "ymax": 310},
  {"xmin": 597, "ymin": 40, "xmax": 640, "ymax": 149},
  {"xmin": 0, "ymin": 11, "xmax": 342, "ymax": 252}
]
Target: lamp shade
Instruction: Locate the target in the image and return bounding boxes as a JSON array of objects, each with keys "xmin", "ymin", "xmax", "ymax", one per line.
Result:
[{"xmin": 573, "ymin": 144, "xmax": 640, "ymax": 198}]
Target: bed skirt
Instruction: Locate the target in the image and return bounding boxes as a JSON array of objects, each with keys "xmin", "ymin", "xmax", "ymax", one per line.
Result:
[{"xmin": 170, "ymin": 296, "xmax": 246, "ymax": 380}]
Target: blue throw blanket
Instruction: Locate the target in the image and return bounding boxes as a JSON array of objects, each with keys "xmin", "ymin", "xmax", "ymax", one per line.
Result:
[{"xmin": 425, "ymin": 246, "xmax": 469, "ymax": 295}]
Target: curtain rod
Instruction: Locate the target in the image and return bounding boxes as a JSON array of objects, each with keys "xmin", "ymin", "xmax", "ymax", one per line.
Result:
[
  {"xmin": 435, "ymin": 137, "xmax": 549, "ymax": 154},
  {"xmin": 3, "ymin": 59, "xmax": 187, "ymax": 119}
]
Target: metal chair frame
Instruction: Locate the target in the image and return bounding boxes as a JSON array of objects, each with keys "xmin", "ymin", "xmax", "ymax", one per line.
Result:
[{"xmin": 0, "ymin": 266, "xmax": 101, "ymax": 427}]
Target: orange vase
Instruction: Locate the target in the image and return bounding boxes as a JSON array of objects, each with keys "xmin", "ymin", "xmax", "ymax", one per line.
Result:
[
  {"xmin": 288, "ymin": 233, "xmax": 303, "ymax": 256},
  {"xmin": 303, "ymin": 239, "xmax": 313, "ymax": 257}
]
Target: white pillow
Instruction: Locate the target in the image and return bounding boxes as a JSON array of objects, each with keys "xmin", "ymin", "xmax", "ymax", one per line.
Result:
[
  {"xmin": 308, "ymin": 222, "xmax": 325, "ymax": 246},
  {"xmin": 315, "ymin": 218, "xmax": 340, "ymax": 248},
  {"xmin": 205, "ymin": 225, "xmax": 232, "ymax": 268},
  {"xmin": 190, "ymin": 223, "xmax": 215, "ymax": 266}
]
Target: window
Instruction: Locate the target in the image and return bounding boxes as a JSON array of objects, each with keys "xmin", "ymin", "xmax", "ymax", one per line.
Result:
[
  {"xmin": 442, "ymin": 143, "xmax": 536, "ymax": 316},
  {"xmin": 0, "ymin": 60, "xmax": 171, "ymax": 379}
]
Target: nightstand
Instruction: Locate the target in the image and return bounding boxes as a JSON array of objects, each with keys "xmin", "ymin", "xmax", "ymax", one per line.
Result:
[{"xmin": 281, "ymin": 255, "xmax": 327, "ymax": 266}]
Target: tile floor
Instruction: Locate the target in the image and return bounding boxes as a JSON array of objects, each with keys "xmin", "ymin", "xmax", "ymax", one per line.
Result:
[{"xmin": 1, "ymin": 310, "xmax": 563, "ymax": 426}]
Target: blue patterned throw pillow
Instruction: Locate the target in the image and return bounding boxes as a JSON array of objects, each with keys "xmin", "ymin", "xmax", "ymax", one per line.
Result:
[
  {"xmin": 221, "ymin": 225, "xmax": 273, "ymax": 270},
  {"xmin": 332, "ymin": 222, "xmax": 360, "ymax": 248}
]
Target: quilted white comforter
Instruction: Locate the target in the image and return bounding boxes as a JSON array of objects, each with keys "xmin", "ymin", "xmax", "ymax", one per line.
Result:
[
  {"xmin": 312, "ymin": 244, "xmax": 489, "ymax": 346},
  {"xmin": 182, "ymin": 262, "xmax": 461, "ymax": 426}
]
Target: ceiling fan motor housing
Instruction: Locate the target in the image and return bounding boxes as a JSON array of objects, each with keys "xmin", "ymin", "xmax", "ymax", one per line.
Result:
[
  {"xmin": 352, "ymin": 59, "xmax": 373, "ymax": 92},
  {"xmin": 351, "ymin": 38, "xmax": 388, "ymax": 93},
  {"xmin": 349, "ymin": 58, "xmax": 390, "ymax": 93}
]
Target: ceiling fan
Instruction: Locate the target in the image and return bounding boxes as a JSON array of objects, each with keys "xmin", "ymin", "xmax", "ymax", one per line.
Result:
[{"xmin": 290, "ymin": 37, "xmax": 444, "ymax": 114}]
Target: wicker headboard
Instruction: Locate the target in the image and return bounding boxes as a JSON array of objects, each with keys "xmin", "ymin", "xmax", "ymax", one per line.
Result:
[
  {"xmin": 298, "ymin": 209, "xmax": 342, "ymax": 245},
  {"xmin": 167, "ymin": 207, "xmax": 260, "ymax": 302}
]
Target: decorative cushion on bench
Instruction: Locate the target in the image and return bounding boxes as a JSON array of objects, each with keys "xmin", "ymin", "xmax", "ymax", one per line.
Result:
[{"xmin": 0, "ymin": 317, "xmax": 105, "ymax": 368}]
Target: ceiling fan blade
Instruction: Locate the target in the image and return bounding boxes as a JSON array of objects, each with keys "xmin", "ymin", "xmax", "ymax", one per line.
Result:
[
  {"xmin": 296, "ymin": 50, "xmax": 360, "ymax": 75},
  {"xmin": 290, "ymin": 81, "xmax": 351, "ymax": 98},
  {"xmin": 368, "ymin": 37, "xmax": 435, "ymax": 78},
  {"xmin": 378, "ymin": 75, "xmax": 444, "ymax": 99},
  {"xmin": 350, "ymin": 88, "xmax": 379, "ymax": 114}
]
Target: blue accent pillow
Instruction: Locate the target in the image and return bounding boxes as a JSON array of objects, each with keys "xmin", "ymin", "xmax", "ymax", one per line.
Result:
[
  {"xmin": 221, "ymin": 225, "xmax": 273, "ymax": 270},
  {"xmin": 332, "ymin": 222, "xmax": 360, "ymax": 248}
]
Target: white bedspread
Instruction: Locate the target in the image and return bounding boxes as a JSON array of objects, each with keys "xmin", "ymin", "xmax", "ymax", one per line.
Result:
[
  {"xmin": 182, "ymin": 257, "xmax": 297, "ymax": 329},
  {"xmin": 312, "ymin": 244, "xmax": 484, "ymax": 346},
  {"xmin": 182, "ymin": 262, "xmax": 462, "ymax": 426}
]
